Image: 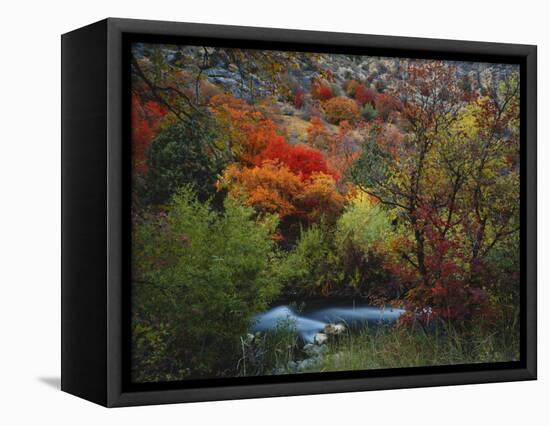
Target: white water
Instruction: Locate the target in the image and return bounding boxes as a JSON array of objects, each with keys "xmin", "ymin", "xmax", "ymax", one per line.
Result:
[{"xmin": 250, "ymin": 303, "xmax": 405, "ymax": 343}]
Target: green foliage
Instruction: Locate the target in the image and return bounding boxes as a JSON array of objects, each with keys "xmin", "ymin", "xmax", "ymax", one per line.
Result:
[
  {"xmin": 237, "ymin": 319, "xmax": 301, "ymax": 376},
  {"xmin": 335, "ymin": 196, "xmax": 392, "ymax": 254},
  {"xmin": 330, "ymin": 82, "xmax": 343, "ymax": 97},
  {"xmin": 349, "ymin": 127, "xmax": 393, "ymax": 195},
  {"xmin": 298, "ymin": 321, "xmax": 519, "ymax": 373},
  {"xmin": 374, "ymin": 79, "xmax": 386, "ymax": 93},
  {"xmin": 273, "ymin": 224, "xmax": 342, "ymax": 296},
  {"xmin": 361, "ymin": 103, "xmax": 378, "ymax": 121},
  {"xmin": 132, "ymin": 187, "xmax": 280, "ymax": 381},
  {"xmin": 142, "ymin": 113, "xmax": 226, "ymax": 205},
  {"xmin": 274, "ymin": 213, "xmax": 394, "ymax": 299}
]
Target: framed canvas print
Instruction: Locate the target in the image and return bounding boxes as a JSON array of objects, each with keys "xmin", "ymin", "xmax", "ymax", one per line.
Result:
[{"xmin": 61, "ymin": 18, "xmax": 537, "ymax": 407}]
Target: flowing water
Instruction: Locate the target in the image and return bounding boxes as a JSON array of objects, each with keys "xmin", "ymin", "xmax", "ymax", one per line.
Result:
[{"xmin": 250, "ymin": 301, "xmax": 405, "ymax": 343}]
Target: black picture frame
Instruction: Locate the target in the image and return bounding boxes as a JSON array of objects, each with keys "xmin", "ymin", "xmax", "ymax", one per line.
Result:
[{"xmin": 61, "ymin": 17, "xmax": 537, "ymax": 407}]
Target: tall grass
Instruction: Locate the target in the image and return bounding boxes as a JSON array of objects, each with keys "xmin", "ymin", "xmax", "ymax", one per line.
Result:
[
  {"xmin": 299, "ymin": 321, "xmax": 520, "ymax": 374},
  {"xmin": 236, "ymin": 318, "xmax": 302, "ymax": 376},
  {"xmin": 235, "ymin": 311, "xmax": 520, "ymax": 377}
]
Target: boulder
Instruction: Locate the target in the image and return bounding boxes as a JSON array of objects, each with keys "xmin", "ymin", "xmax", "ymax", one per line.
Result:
[
  {"xmin": 295, "ymin": 357, "xmax": 321, "ymax": 372},
  {"xmin": 244, "ymin": 333, "xmax": 255, "ymax": 344},
  {"xmin": 303, "ymin": 343, "xmax": 328, "ymax": 357},
  {"xmin": 314, "ymin": 333, "xmax": 328, "ymax": 345},
  {"xmin": 286, "ymin": 360, "xmax": 298, "ymax": 372},
  {"xmin": 324, "ymin": 323, "xmax": 346, "ymax": 336}
]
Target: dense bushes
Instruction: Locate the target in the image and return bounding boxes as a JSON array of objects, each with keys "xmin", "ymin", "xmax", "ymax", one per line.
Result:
[
  {"xmin": 274, "ymin": 197, "xmax": 396, "ymax": 299},
  {"xmin": 322, "ymin": 96, "xmax": 360, "ymax": 124},
  {"xmin": 131, "ymin": 187, "xmax": 280, "ymax": 381},
  {"xmin": 335, "ymin": 195, "xmax": 391, "ymax": 253},
  {"xmin": 220, "ymin": 162, "xmax": 344, "ymax": 227},
  {"xmin": 274, "ymin": 224, "xmax": 341, "ymax": 296},
  {"xmin": 354, "ymin": 84, "xmax": 376, "ymax": 106},
  {"xmin": 375, "ymin": 93, "xmax": 401, "ymax": 121},
  {"xmin": 254, "ymin": 138, "xmax": 339, "ymax": 181},
  {"xmin": 361, "ymin": 104, "xmax": 378, "ymax": 121},
  {"xmin": 311, "ymin": 80, "xmax": 334, "ymax": 101},
  {"xmin": 344, "ymin": 80, "xmax": 360, "ymax": 98},
  {"xmin": 142, "ymin": 114, "xmax": 225, "ymax": 204}
]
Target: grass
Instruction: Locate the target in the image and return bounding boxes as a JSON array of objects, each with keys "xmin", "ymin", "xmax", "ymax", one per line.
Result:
[
  {"xmin": 235, "ymin": 313, "xmax": 520, "ymax": 377},
  {"xmin": 236, "ymin": 318, "xmax": 302, "ymax": 376},
  {"xmin": 299, "ymin": 321, "xmax": 520, "ymax": 373}
]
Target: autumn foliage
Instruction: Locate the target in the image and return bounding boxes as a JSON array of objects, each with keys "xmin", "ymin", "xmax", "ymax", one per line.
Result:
[
  {"xmin": 344, "ymin": 80, "xmax": 360, "ymax": 98},
  {"xmin": 131, "ymin": 95, "xmax": 167, "ymax": 173},
  {"xmin": 306, "ymin": 116, "xmax": 330, "ymax": 148},
  {"xmin": 254, "ymin": 138, "xmax": 339, "ymax": 182},
  {"xmin": 374, "ymin": 93, "xmax": 401, "ymax": 121},
  {"xmin": 293, "ymin": 90, "xmax": 305, "ymax": 109},
  {"xmin": 311, "ymin": 80, "xmax": 334, "ymax": 101},
  {"xmin": 209, "ymin": 94, "xmax": 283, "ymax": 164},
  {"xmin": 322, "ymin": 96, "xmax": 360, "ymax": 124},
  {"xmin": 220, "ymin": 161, "xmax": 344, "ymax": 224},
  {"xmin": 220, "ymin": 161, "xmax": 303, "ymax": 218},
  {"xmin": 354, "ymin": 84, "xmax": 376, "ymax": 107}
]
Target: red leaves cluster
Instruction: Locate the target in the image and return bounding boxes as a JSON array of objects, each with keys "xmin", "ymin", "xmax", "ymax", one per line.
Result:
[
  {"xmin": 209, "ymin": 94, "xmax": 283, "ymax": 164},
  {"xmin": 254, "ymin": 137, "xmax": 340, "ymax": 182},
  {"xmin": 400, "ymin": 204, "xmax": 490, "ymax": 323},
  {"xmin": 293, "ymin": 90, "xmax": 304, "ymax": 109},
  {"xmin": 354, "ymin": 84, "xmax": 376, "ymax": 107},
  {"xmin": 311, "ymin": 80, "xmax": 334, "ymax": 101},
  {"xmin": 213, "ymin": 94, "xmax": 345, "ymax": 230},
  {"xmin": 211, "ymin": 93, "xmax": 340, "ymax": 183},
  {"xmin": 131, "ymin": 95, "xmax": 167, "ymax": 173},
  {"xmin": 374, "ymin": 93, "xmax": 402, "ymax": 122}
]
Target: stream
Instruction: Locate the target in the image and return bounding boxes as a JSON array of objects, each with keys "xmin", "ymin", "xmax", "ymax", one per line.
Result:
[{"xmin": 250, "ymin": 301, "xmax": 405, "ymax": 343}]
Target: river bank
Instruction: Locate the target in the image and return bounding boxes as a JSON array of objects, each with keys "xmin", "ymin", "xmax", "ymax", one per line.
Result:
[{"xmin": 237, "ymin": 302, "xmax": 519, "ymax": 377}]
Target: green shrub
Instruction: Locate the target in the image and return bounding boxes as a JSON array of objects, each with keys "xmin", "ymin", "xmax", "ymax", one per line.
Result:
[
  {"xmin": 374, "ymin": 79, "xmax": 387, "ymax": 93},
  {"xmin": 143, "ymin": 113, "xmax": 226, "ymax": 205},
  {"xmin": 330, "ymin": 82, "xmax": 343, "ymax": 97},
  {"xmin": 361, "ymin": 104, "xmax": 378, "ymax": 121},
  {"xmin": 274, "ymin": 203, "xmax": 395, "ymax": 299},
  {"xmin": 131, "ymin": 187, "xmax": 280, "ymax": 381},
  {"xmin": 335, "ymin": 195, "xmax": 392, "ymax": 253},
  {"xmin": 274, "ymin": 224, "xmax": 342, "ymax": 296}
]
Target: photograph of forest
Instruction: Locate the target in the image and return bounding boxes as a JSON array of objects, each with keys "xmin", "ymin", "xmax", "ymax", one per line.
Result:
[{"xmin": 129, "ymin": 42, "xmax": 520, "ymax": 383}]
